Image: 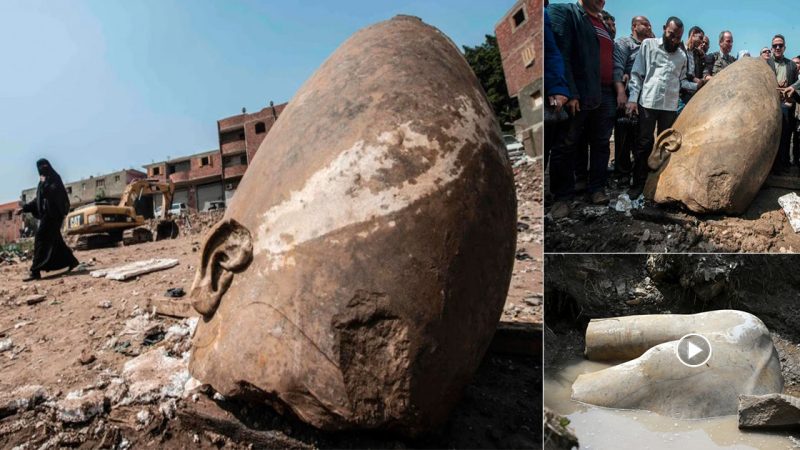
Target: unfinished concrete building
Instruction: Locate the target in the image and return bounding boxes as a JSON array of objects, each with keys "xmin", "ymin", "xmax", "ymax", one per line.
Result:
[
  {"xmin": 143, "ymin": 150, "xmax": 225, "ymax": 213},
  {"xmin": 495, "ymin": 0, "xmax": 541, "ymax": 157},
  {"xmin": 20, "ymin": 169, "xmax": 146, "ymax": 212},
  {"xmin": 142, "ymin": 102, "xmax": 287, "ymax": 212},
  {"xmin": 217, "ymin": 102, "xmax": 287, "ymax": 202}
]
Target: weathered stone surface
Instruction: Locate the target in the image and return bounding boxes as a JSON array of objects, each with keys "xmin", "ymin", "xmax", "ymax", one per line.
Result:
[
  {"xmin": 739, "ymin": 394, "xmax": 800, "ymax": 430},
  {"xmin": 572, "ymin": 311, "xmax": 784, "ymax": 418},
  {"xmin": 188, "ymin": 15, "xmax": 516, "ymax": 435},
  {"xmin": 645, "ymin": 58, "xmax": 781, "ymax": 214}
]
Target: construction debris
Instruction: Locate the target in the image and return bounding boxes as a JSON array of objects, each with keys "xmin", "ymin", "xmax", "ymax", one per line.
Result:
[
  {"xmin": 24, "ymin": 294, "xmax": 46, "ymax": 305},
  {"xmin": 778, "ymin": 192, "xmax": 800, "ymax": 233},
  {"xmin": 90, "ymin": 258, "xmax": 179, "ymax": 281}
]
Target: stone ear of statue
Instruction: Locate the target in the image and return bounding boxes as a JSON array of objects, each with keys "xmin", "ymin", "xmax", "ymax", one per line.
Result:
[
  {"xmin": 648, "ymin": 128, "xmax": 682, "ymax": 170},
  {"xmin": 190, "ymin": 218, "xmax": 253, "ymax": 318}
]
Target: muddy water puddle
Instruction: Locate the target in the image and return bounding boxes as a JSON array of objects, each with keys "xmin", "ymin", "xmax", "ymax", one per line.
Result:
[{"xmin": 544, "ymin": 359, "xmax": 796, "ymax": 449}]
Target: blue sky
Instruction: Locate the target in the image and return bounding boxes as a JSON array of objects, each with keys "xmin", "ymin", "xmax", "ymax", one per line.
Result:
[
  {"xmin": 552, "ymin": 0, "xmax": 800, "ymax": 56},
  {"xmin": 0, "ymin": 0, "xmax": 518, "ymax": 201}
]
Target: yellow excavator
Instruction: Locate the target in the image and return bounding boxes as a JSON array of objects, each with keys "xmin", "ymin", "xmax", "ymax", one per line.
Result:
[{"xmin": 63, "ymin": 179, "xmax": 179, "ymax": 250}]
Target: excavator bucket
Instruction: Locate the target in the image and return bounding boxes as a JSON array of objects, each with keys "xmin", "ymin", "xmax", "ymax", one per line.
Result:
[{"xmin": 156, "ymin": 220, "xmax": 179, "ymax": 241}]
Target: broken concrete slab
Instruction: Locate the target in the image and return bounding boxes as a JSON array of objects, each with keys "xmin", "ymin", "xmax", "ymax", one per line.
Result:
[
  {"xmin": 119, "ymin": 314, "xmax": 164, "ymax": 347},
  {"xmin": 778, "ymin": 192, "xmax": 800, "ymax": 233},
  {"xmin": 738, "ymin": 393, "xmax": 800, "ymax": 430},
  {"xmin": 54, "ymin": 389, "xmax": 108, "ymax": 424},
  {"xmin": 0, "ymin": 385, "xmax": 49, "ymax": 419},
  {"xmin": 90, "ymin": 258, "xmax": 179, "ymax": 281},
  {"xmin": 121, "ymin": 348, "xmax": 190, "ymax": 405}
]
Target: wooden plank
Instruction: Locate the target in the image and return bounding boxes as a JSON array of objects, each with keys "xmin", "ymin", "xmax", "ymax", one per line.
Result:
[
  {"xmin": 153, "ymin": 299, "xmax": 198, "ymax": 319},
  {"xmin": 90, "ymin": 258, "xmax": 179, "ymax": 281}
]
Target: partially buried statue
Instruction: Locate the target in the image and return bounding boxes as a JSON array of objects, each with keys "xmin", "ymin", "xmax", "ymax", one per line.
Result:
[
  {"xmin": 645, "ymin": 58, "xmax": 782, "ymax": 214},
  {"xmin": 572, "ymin": 310, "xmax": 784, "ymax": 418},
  {"xmin": 188, "ymin": 16, "xmax": 517, "ymax": 435}
]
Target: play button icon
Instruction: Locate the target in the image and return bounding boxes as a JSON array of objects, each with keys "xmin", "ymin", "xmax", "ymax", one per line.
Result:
[{"xmin": 676, "ymin": 334, "xmax": 712, "ymax": 367}]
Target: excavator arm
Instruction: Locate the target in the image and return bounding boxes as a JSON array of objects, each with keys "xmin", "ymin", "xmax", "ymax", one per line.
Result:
[{"xmin": 118, "ymin": 179, "xmax": 175, "ymax": 219}]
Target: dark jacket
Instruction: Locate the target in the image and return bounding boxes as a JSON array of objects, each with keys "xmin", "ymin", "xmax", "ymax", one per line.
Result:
[
  {"xmin": 548, "ymin": 2, "xmax": 609, "ymax": 110},
  {"xmin": 544, "ymin": 9, "xmax": 570, "ymax": 98},
  {"xmin": 766, "ymin": 57, "xmax": 800, "ymax": 92}
]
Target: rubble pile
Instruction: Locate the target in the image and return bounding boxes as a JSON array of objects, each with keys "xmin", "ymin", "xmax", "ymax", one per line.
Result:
[
  {"xmin": 0, "ymin": 244, "xmax": 31, "ymax": 265},
  {"xmin": 502, "ymin": 155, "xmax": 543, "ymax": 324}
]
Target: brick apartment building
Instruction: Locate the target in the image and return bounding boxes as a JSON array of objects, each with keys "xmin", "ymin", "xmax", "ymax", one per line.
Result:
[
  {"xmin": 143, "ymin": 102, "xmax": 287, "ymax": 212},
  {"xmin": 21, "ymin": 169, "xmax": 146, "ymax": 211},
  {"xmin": 0, "ymin": 201, "xmax": 24, "ymax": 245},
  {"xmin": 495, "ymin": 0, "xmax": 542, "ymax": 156}
]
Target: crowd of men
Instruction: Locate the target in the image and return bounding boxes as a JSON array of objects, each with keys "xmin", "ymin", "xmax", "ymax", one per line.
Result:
[{"xmin": 543, "ymin": 0, "xmax": 800, "ymax": 219}]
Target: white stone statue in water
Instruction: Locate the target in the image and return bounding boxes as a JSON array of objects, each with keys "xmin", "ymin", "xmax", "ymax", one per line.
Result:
[{"xmin": 572, "ymin": 310, "xmax": 784, "ymax": 418}]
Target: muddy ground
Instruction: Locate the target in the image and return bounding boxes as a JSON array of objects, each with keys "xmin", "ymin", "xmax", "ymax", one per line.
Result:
[
  {"xmin": 545, "ymin": 171, "xmax": 800, "ymax": 253},
  {"xmin": 0, "ymin": 157, "xmax": 542, "ymax": 449}
]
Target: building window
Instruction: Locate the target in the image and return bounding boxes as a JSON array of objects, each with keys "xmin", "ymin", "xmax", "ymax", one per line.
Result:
[
  {"xmin": 96, "ymin": 179, "xmax": 105, "ymax": 188},
  {"xmin": 82, "ymin": 183, "xmax": 86, "ymax": 191},
  {"xmin": 66, "ymin": 186, "xmax": 72, "ymax": 194},
  {"xmin": 200, "ymin": 156, "xmax": 210, "ymax": 166},
  {"xmin": 512, "ymin": 7, "xmax": 526, "ymax": 29},
  {"xmin": 532, "ymin": 90, "xmax": 543, "ymax": 109},
  {"xmin": 522, "ymin": 45, "xmax": 535, "ymax": 68},
  {"xmin": 238, "ymin": 132, "xmax": 245, "ymax": 140},
  {"xmin": 7, "ymin": 211, "xmax": 11, "ymax": 220},
  {"xmin": 255, "ymin": 122, "xmax": 266, "ymax": 134},
  {"xmin": 21, "ymin": 194, "xmax": 26, "ymax": 202},
  {"xmin": 115, "ymin": 175, "xmax": 120, "ymax": 182},
  {"xmin": 240, "ymin": 154, "xmax": 247, "ymax": 165},
  {"xmin": 152, "ymin": 167, "xmax": 161, "ymax": 176}
]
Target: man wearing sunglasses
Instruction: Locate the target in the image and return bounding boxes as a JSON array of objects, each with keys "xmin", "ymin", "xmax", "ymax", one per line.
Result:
[
  {"xmin": 761, "ymin": 47, "xmax": 772, "ymax": 61},
  {"xmin": 766, "ymin": 34, "xmax": 800, "ymax": 173}
]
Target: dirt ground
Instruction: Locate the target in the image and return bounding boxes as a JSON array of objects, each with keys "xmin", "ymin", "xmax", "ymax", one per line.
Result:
[
  {"xmin": 503, "ymin": 156, "xmax": 543, "ymax": 324},
  {"xmin": 545, "ymin": 160, "xmax": 800, "ymax": 253},
  {"xmin": 0, "ymin": 157, "xmax": 542, "ymax": 449}
]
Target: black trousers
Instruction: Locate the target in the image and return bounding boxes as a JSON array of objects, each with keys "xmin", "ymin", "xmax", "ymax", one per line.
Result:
[
  {"xmin": 30, "ymin": 217, "xmax": 78, "ymax": 274},
  {"xmin": 613, "ymin": 115, "xmax": 637, "ymax": 177},
  {"xmin": 633, "ymin": 106, "xmax": 677, "ymax": 188},
  {"xmin": 774, "ymin": 103, "xmax": 796, "ymax": 170}
]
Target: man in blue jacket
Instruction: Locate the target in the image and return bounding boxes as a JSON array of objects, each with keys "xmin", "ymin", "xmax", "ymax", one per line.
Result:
[
  {"xmin": 547, "ymin": 0, "xmax": 616, "ymax": 218},
  {"xmin": 544, "ymin": 3, "xmax": 570, "ymax": 169}
]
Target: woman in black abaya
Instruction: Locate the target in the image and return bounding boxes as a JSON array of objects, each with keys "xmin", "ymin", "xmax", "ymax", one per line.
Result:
[{"xmin": 16, "ymin": 159, "xmax": 78, "ymax": 281}]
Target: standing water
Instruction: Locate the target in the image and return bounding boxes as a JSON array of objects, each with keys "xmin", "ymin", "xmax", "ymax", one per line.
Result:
[{"xmin": 544, "ymin": 359, "xmax": 796, "ymax": 449}]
